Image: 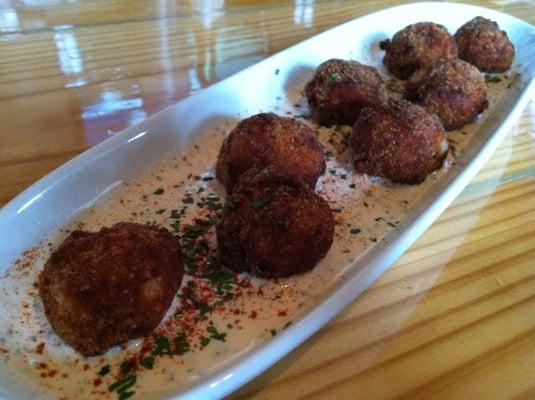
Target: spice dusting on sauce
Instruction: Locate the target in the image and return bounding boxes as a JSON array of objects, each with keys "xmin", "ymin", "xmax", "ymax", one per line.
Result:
[{"xmin": 0, "ymin": 49, "xmax": 517, "ymax": 399}]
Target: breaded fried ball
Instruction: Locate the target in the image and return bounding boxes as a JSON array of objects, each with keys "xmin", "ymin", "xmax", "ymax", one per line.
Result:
[
  {"xmin": 351, "ymin": 98, "xmax": 448, "ymax": 184},
  {"xmin": 304, "ymin": 59, "xmax": 387, "ymax": 126},
  {"xmin": 216, "ymin": 113, "xmax": 325, "ymax": 193},
  {"xmin": 217, "ymin": 168, "xmax": 334, "ymax": 278},
  {"xmin": 405, "ymin": 57, "xmax": 488, "ymax": 130},
  {"xmin": 39, "ymin": 222, "xmax": 183, "ymax": 356},
  {"xmin": 455, "ymin": 16, "xmax": 515, "ymax": 72},
  {"xmin": 381, "ymin": 22, "xmax": 458, "ymax": 79}
]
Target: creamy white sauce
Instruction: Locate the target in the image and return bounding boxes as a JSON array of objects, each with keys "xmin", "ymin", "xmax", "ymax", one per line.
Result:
[{"xmin": 0, "ymin": 69, "xmax": 516, "ymax": 399}]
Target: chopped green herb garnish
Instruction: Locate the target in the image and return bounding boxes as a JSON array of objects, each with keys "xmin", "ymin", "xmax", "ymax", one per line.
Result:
[
  {"xmin": 155, "ymin": 209, "xmax": 166, "ymax": 214},
  {"xmin": 485, "ymin": 74, "xmax": 502, "ymax": 83},
  {"xmin": 283, "ymin": 321, "xmax": 292, "ymax": 329},
  {"xmin": 387, "ymin": 222, "xmax": 396, "ymax": 227},
  {"xmin": 197, "ymin": 187, "xmax": 205, "ymax": 193},
  {"xmin": 119, "ymin": 391, "xmax": 135, "ymax": 400},
  {"xmin": 153, "ymin": 188, "xmax": 164, "ymax": 195},
  {"xmin": 270, "ymin": 329, "xmax": 277, "ymax": 337},
  {"xmin": 183, "ymin": 223, "xmax": 205, "ymax": 239},
  {"xmin": 97, "ymin": 364, "xmax": 111, "ymax": 376},
  {"xmin": 375, "ymin": 217, "xmax": 384, "ymax": 222},
  {"xmin": 170, "ymin": 209, "xmax": 181, "ymax": 219},
  {"xmin": 207, "ymin": 325, "xmax": 227, "ymax": 342},
  {"xmin": 170, "ymin": 221, "xmax": 181, "ymax": 232},
  {"xmin": 182, "ymin": 197, "xmax": 194, "ymax": 204},
  {"xmin": 120, "ymin": 360, "xmax": 132, "ymax": 375},
  {"xmin": 205, "ymin": 269, "xmax": 234, "ymax": 294},
  {"xmin": 350, "ymin": 228, "xmax": 361, "ymax": 235},
  {"xmin": 363, "ymin": 201, "xmax": 369, "ymax": 208},
  {"xmin": 174, "ymin": 333, "xmax": 191, "ymax": 355},
  {"xmin": 200, "ymin": 337, "xmax": 210, "ymax": 347},
  {"xmin": 152, "ymin": 335, "xmax": 172, "ymax": 356},
  {"xmin": 326, "ymin": 74, "xmax": 338, "ymax": 82},
  {"xmin": 198, "ymin": 301, "xmax": 214, "ymax": 316},
  {"xmin": 108, "ymin": 374, "xmax": 136, "ymax": 393},
  {"xmin": 139, "ymin": 357, "xmax": 155, "ymax": 370}
]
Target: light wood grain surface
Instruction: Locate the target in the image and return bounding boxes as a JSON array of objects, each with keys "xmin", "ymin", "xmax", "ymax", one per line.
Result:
[{"xmin": 1, "ymin": 1, "xmax": 535, "ymax": 399}]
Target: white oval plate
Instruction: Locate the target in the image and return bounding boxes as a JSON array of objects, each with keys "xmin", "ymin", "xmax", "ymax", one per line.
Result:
[{"xmin": 0, "ymin": 2, "xmax": 534, "ymax": 399}]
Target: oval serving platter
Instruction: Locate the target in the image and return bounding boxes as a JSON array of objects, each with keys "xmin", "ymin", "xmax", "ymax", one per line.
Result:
[{"xmin": 0, "ymin": 2, "xmax": 534, "ymax": 399}]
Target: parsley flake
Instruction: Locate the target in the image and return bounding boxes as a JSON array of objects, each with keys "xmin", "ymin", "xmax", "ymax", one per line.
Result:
[
  {"xmin": 108, "ymin": 374, "xmax": 136, "ymax": 394},
  {"xmin": 174, "ymin": 333, "xmax": 191, "ymax": 355},
  {"xmin": 152, "ymin": 335, "xmax": 172, "ymax": 356},
  {"xmin": 120, "ymin": 360, "xmax": 132, "ymax": 375},
  {"xmin": 97, "ymin": 364, "xmax": 111, "ymax": 376},
  {"xmin": 139, "ymin": 357, "xmax": 155, "ymax": 370},
  {"xmin": 207, "ymin": 325, "xmax": 227, "ymax": 342},
  {"xmin": 485, "ymin": 74, "xmax": 502, "ymax": 83}
]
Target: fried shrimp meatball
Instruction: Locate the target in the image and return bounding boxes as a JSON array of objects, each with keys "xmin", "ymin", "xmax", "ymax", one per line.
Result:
[
  {"xmin": 39, "ymin": 222, "xmax": 183, "ymax": 356},
  {"xmin": 304, "ymin": 59, "xmax": 387, "ymax": 126},
  {"xmin": 381, "ymin": 22, "xmax": 458, "ymax": 80},
  {"xmin": 454, "ymin": 17, "xmax": 515, "ymax": 73},
  {"xmin": 216, "ymin": 113, "xmax": 325, "ymax": 193},
  {"xmin": 351, "ymin": 98, "xmax": 448, "ymax": 184},
  {"xmin": 216, "ymin": 168, "xmax": 335, "ymax": 278},
  {"xmin": 405, "ymin": 57, "xmax": 488, "ymax": 130}
]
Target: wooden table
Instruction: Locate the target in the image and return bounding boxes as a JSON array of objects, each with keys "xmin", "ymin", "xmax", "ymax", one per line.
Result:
[{"xmin": 1, "ymin": 1, "xmax": 534, "ymax": 399}]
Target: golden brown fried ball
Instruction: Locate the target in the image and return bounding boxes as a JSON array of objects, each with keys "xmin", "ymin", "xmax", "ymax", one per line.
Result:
[
  {"xmin": 216, "ymin": 168, "xmax": 334, "ymax": 279},
  {"xmin": 381, "ymin": 22, "xmax": 458, "ymax": 80},
  {"xmin": 39, "ymin": 222, "xmax": 183, "ymax": 356},
  {"xmin": 304, "ymin": 59, "xmax": 387, "ymax": 126},
  {"xmin": 454, "ymin": 16, "xmax": 515, "ymax": 73},
  {"xmin": 216, "ymin": 113, "xmax": 325, "ymax": 193},
  {"xmin": 351, "ymin": 98, "xmax": 448, "ymax": 184},
  {"xmin": 405, "ymin": 57, "xmax": 488, "ymax": 130}
]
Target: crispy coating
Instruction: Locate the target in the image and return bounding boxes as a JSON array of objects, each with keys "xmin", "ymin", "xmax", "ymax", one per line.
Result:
[
  {"xmin": 381, "ymin": 22, "xmax": 458, "ymax": 80},
  {"xmin": 455, "ymin": 16, "xmax": 515, "ymax": 73},
  {"xmin": 39, "ymin": 222, "xmax": 183, "ymax": 356},
  {"xmin": 351, "ymin": 98, "xmax": 449, "ymax": 184},
  {"xmin": 304, "ymin": 59, "xmax": 387, "ymax": 126},
  {"xmin": 216, "ymin": 168, "xmax": 335, "ymax": 278},
  {"xmin": 216, "ymin": 113, "xmax": 325, "ymax": 193},
  {"xmin": 405, "ymin": 57, "xmax": 488, "ymax": 130}
]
